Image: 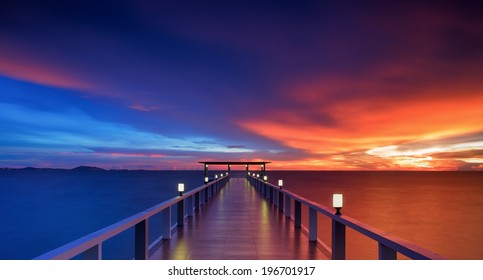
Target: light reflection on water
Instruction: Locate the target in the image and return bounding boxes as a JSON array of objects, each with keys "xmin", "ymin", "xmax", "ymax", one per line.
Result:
[{"xmin": 266, "ymin": 171, "xmax": 483, "ymax": 260}]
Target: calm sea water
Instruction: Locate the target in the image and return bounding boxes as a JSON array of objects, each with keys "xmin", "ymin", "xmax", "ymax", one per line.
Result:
[
  {"xmin": 0, "ymin": 170, "xmax": 482, "ymax": 259},
  {"xmin": 267, "ymin": 171, "xmax": 483, "ymax": 260}
]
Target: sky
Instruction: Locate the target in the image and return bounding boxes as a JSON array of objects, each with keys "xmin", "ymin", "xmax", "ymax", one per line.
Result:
[{"xmin": 1, "ymin": 0, "xmax": 482, "ymax": 170}]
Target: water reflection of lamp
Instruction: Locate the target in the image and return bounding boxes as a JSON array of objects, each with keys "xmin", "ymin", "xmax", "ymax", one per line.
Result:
[
  {"xmin": 333, "ymin": 194, "xmax": 343, "ymax": 215},
  {"xmin": 278, "ymin": 180, "xmax": 283, "ymax": 189},
  {"xmin": 178, "ymin": 183, "xmax": 185, "ymax": 196}
]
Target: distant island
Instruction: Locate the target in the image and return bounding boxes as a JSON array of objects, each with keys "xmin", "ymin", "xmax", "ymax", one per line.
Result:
[
  {"xmin": 71, "ymin": 166, "xmax": 106, "ymax": 171},
  {"xmin": 0, "ymin": 166, "xmax": 106, "ymax": 171}
]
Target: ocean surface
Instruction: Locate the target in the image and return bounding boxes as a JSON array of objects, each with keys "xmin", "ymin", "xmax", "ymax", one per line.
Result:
[{"xmin": 0, "ymin": 170, "xmax": 482, "ymax": 260}]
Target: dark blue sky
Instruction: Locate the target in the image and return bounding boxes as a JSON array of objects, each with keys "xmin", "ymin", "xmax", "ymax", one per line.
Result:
[{"xmin": 1, "ymin": 1, "xmax": 483, "ymax": 169}]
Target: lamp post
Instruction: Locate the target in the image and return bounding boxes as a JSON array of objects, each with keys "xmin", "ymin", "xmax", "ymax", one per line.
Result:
[
  {"xmin": 278, "ymin": 179, "xmax": 283, "ymax": 189},
  {"xmin": 333, "ymin": 194, "xmax": 343, "ymax": 215},
  {"xmin": 178, "ymin": 183, "xmax": 185, "ymax": 196}
]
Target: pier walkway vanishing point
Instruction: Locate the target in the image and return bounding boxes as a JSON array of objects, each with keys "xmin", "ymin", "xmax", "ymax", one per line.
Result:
[{"xmin": 35, "ymin": 171, "xmax": 446, "ymax": 260}]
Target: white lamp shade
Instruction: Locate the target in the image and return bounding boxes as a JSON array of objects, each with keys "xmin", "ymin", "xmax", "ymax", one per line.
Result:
[
  {"xmin": 178, "ymin": 183, "xmax": 185, "ymax": 192},
  {"xmin": 257, "ymin": 174, "xmax": 259, "ymax": 178},
  {"xmin": 263, "ymin": 175, "xmax": 267, "ymax": 181},
  {"xmin": 215, "ymin": 175, "xmax": 218, "ymax": 179},
  {"xmin": 333, "ymin": 194, "xmax": 343, "ymax": 208},
  {"xmin": 278, "ymin": 179, "xmax": 283, "ymax": 187},
  {"xmin": 204, "ymin": 177, "xmax": 208, "ymax": 182}
]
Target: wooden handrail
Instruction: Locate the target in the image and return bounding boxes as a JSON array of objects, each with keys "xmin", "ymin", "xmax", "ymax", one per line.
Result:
[
  {"xmin": 34, "ymin": 176, "xmax": 230, "ymax": 260},
  {"xmin": 247, "ymin": 175, "xmax": 446, "ymax": 260}
]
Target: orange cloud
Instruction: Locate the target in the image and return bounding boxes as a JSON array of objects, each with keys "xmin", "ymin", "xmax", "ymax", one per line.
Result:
[
  {"xmin": 0, "ymin": 43, "xmax": 94, "ymax": 90},
  {"xmin": 238, "ymin": 76, "xmax": 483, "ymax": 170}
]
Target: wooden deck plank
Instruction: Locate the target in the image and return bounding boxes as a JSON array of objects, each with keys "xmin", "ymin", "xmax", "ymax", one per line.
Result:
[{"xmin": 149, "ymin": 178, "xmax": 329, "ymax": 260}]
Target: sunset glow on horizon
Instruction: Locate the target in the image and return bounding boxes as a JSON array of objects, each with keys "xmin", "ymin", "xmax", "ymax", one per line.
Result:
[{"xmin": 1, "ymin": 1, "xmax": 482, "ymax": 170}]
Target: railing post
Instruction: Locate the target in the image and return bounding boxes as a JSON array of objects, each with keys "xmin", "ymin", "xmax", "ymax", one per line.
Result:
[
  {"xmin": 200, "ymin": 189, "xmax": 205, "ymax": 205},
  {"xmin": 265, "ymin": 183, "xmax": 270, "ymax": 200},
  {"xmin": 194, "ymin": 192, "xmax": 200, "ymax": 210},
  {"xmin": 161, "ymin": 207, "xmax": 171, "ymax": 240},
  {"xmin": 294, "ymin": 200, "xmax": 301, "ymax": 228},
  {"xmin": 187, "ymin": 195, "xmax": 194, "ymax": 216},
  {"xmin": 309, "ymin": 207, "xmax": 317, "ymax": 242},
  {"xmin": 134, "ymin": 219, "xmax": 148, "ymax": 260},
  {"xmin": 273, "ymin": 188, "xmax": 278, "ymax": 206},
  {"xmin": 332, "ymin": 219, "xmax": 346, "ymax": 260},
  {"xmin": 279, "ymin": 191, "xmax": 284, "ymax": 212},
  {"xmin": 177, "ymin": 200, "xmax": 184, "ymax": 227},
  {"xmin": 204, "ymin": 188, "xmax": 209, "ymax": 204},
  {"xmin": 378, "ymin": 243, "xmax": 397, "ymax": 260},
  {"xmin": 285, "ymin": 195, "xmax": 291, "ymax": 218},
  {"xmin": 83, "ymin": 244, "xmax": 102, "ymax": 260}
]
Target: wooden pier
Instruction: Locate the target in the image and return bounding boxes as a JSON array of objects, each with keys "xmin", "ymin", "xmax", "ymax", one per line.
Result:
[{"xmin": 149, "ymin": 178, "xmax": 328, "ymax": 260}]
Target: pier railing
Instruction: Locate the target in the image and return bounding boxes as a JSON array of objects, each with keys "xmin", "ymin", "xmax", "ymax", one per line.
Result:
[
  {"xmin": 34, "ymin": 175, "xmax": 230, "ymax": 260},
  {"xmin": 247, "ymin": 175, "xmax": 446, "ymax": 260}
]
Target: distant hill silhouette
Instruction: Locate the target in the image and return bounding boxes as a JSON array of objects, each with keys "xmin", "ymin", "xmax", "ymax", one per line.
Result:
[{"xmin": 71, "ymin": 166, "xmax": 106, "ymax": 171}]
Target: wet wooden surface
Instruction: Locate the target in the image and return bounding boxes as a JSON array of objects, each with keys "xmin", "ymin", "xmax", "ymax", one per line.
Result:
[{"xmin": 150, "ymin": 178, "xmax": 329, "ymax": 260}]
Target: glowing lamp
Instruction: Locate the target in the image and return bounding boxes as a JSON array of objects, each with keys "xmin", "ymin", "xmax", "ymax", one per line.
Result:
[
  {"xmin": 263, "ymin": 175, "xmax": 267, "ymax": 181},
  {"xmin": 226, "ymin": 172, "xmax": 228, "ymax": 175},
  {"xmin": 278, "ymin": 179, "xmax": 283, "ymax": 189},
  {"xmin": 248, "ymin": 172, "xmax": 250, "ymax": 175},
  {"xmin": 178, "ymin": 183, "xmax": 185, "ymax": 196},
  {"xmin": 204, "ymin": 177, "xmax": 209, "ymax": 183},
  {"xmin": 256, "ymin": 174, "xmax": 259, "ymax": 178},
  {"xmin": 215, "ymin": 175, "xmax": 218, "ymax": 179},
  {"xmin": 333, "ymin": 194, "xmax": 343, "ymax": 215}
]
